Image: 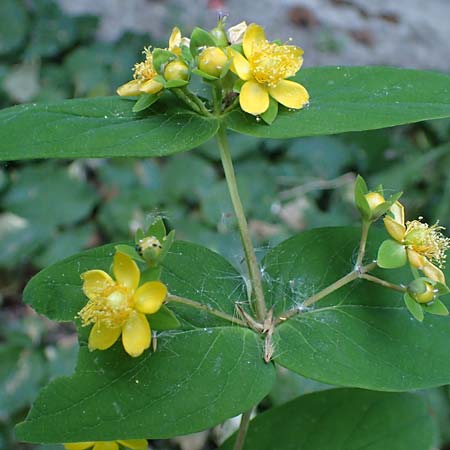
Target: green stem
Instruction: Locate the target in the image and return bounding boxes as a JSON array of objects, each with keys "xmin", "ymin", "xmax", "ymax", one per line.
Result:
[
  {"xmin": 233, "ymin": 408, "xmax": 253, "ymax": 450},
  {"xmin": 360, "ymin": 274, "xmax": 406, "ymax": 292},
  {"xmin": 355, "ymin": 220, "xmax": 370, "ymax": 269},
  {"xmin": 275, "ymin": 262, "xmax": 377, "ymax": 325},
  {"xmin": 167, "ymin": 294, "xmax": 247, "ymax": 327},
  {"xmin": 217, "ymin": 126, "xmax": 267, "ymax": 321}
]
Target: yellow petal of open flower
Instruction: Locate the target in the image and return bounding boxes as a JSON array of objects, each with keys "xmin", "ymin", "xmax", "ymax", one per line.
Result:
[
  {"xmin": 240, "ymin": 80, "xmax": 270, "ymax": 115},
  {"xmin": 113, "ymin": 252, "xmax": 140, "ymax": 290},
  {"xmin": 227, "ymin": 48, "xmax": 252, "ymax": 81},
  {"xmin": 384, "ymin": 216, "xmax": 406, "ymax": 243},
  {"xmin": 81, "ymin": 270, "xmax": 114, "ymax": 300},
  {"xmin": 169, "ymin": 27, "xmax": 182, "ymax": 50},
  {"xmin": 243, "ymin": 23, "xmax": 266, "ymax": 59},
  {"xmin": 117, "ymin": 440, "xmax": 148, "ymax": 450},
  {"xmin": 269, "ymin": 79, "xmax": 309, "ymax": 109},
  {"xmin": 423, "ymin": 260, "xmax": 446, "ymax": 284},
  {"xmin": 64, "ymin": 444, "xmax": 95, "ymax": 450},
  {"xmin": 122, "ymin": 311, "xmax": 151, "ymax": 357},
  {"xmin": 406, "ymin": 248, "xmax": 427, "ymax": 269},
  {"xmin": 139, "ymin": 79, "xmax": 164, "ymax": 95},
  {"xmin": 390, "ymin": 201, "xmax": 405, "ymax": 226},
  {"xmin": 134, "ymin": 281, "xmax": 167, "ymax": 314},
  {"xmin": 116, "ymin": 80, "xmax": 142, "ymax": 97},
  {"xmin": 88, "ymin": 321, "xmax": 121, "ymax": 351},
  {"xmin": 93, "ymin": 443, "xmax": 119, "ymax": 450}
]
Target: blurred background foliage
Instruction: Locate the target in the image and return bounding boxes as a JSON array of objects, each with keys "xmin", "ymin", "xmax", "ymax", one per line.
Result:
[{"xmin": 1, "ymin": 0, "xmax": 450, "ymax": 449}]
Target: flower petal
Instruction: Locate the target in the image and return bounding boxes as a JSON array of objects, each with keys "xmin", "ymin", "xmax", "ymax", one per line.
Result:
[
  {"xmin": 169, "ymin": 27, "xmax": 182, "ymax": 50},
  {"xmin": 118, "ymin": 440, "xmax": 148, "ymax": 450},
  {"xmin": 134, "ymin": 281, "xmax": 167, "ymax": 314},
  {"xmin": 423, "ymin": 260, "xmax": 446, "ymax": 284},
  {"xmin": 139, "ymin": 79, "xmax": 164, "ymax": 94},
  {"xmin": 390, "ymin": 201, "xmax": 405, "ymax": 226},
  {"xmin": 384, "ymin": 216, "xmax": 406, "ymax": 242},
  {"xmin": 88, "ymin": 322, "xmax": 121, "ymax": 351},
  {"xmin": 227, "ymin": 48, "xmax": 252, "ymax": 81},
  {"xmin": 113, "ymin": 252, "xmax": 140, "ymax": 290},
  {"xmin": 269, "ymin": 80, "xmax": 309, "ymax": 109},
  {"xmin": 122, "ymin": 311, "xmax": 151, "ymax": 357},
  {"xmin": 64, "ymin": 444, "xmax": 95, "ymax": 450},
  {"xmin": 93, "ymin": 443, "xmax": 119, "ymax": 450},
  {"xmin": 243, "ymin": 23, "xmax": 266, "ymax": 59},
  {"xmin": 406, "ymin": 248, "xmax": 426, "ymax": 269},
  {"xmin": 81, "ymin": 270, "xmax": 114, "ymax": 300},
  {"xmin": 239, "ymin": 80, "xmax": 270, "ymax": 115},
  {"xmin": 117, "ymin": 80, "xmax": 142, "ymax": 96}
]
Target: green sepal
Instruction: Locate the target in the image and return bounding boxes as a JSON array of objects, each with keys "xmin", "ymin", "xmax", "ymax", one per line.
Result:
[
  {"xmin": 135, "ymin": 228, "xmax": 145, "ymax": 244},
  {"xmin": 423, "ymin": 299, "xmax": 449, "ymax": 316},
  {"xmin": 230, "ymin": 43, "xmax": 244, "ymax": 54},
  {"xmin": 114, "ymin": 244, "xmax": 145, "ymax": 263},
  {"xmin": 146, "ymin": 217, "xmax": 167, "ymax": 241},
  {"xmin": 132, "ymin": 93, "xmax": 161, "ymax": 113},
  {"xmin": 433, "ymin": 281, "xmax": 450, "ymax": 296},
  {"xmin": 181, "ymin": 45, "xmax": 194, "ymax": 65},
  {"xmin": 219, "ymin": 59, "xmax": 232, "ymax": 79},
  {"xmin": 159, "ymin": 229, "xmax": 176, "ymax": 262},
  {"xmin": 140, "ymin": 266, "xmax": 162, "ymax": 283},
  {"xmin": 407, "ymin": 278, "xmax": 428, "ymax": 295},
  {"xmin": 233, "ymin": 79, "xmax": 245, "ymax": 93},
  {"xmin": 152, "ymin": 48, "xmax": 176, "ymax": 74},
  {"xmin": 260, "ymin": 98, "xmax": 278, "ymax": 125},
  {"xmin": 192, "ymin": 68, "xmax": 219, "ymax": 81},
  {"xmin": 147, "ymin": 305, "xmax": 181, "ymax": 331},
  {"xmin": 354, "ymin": 175, "xmax": 370, "ymax": 219},
  {"xmin": 190, "ymin": 27, "xmax": 216, "ymax": 55},
  {"xmin": 377, "ymin": 239, "xmax": 407, "ymax": 269},
  {"xmin": 165, "ymin": 79, "xmax": 189, "ymax": 89},
  {"xmin": 404, "ymin": 293, "xmax": 424, "ymax": 322}
]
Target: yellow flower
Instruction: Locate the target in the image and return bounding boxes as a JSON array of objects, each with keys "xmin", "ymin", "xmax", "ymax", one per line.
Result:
[
  {"xmin": 117, "ymin": 27, "xmax": 187, "ymax": 97},
  {"xmin": 79, "ymin": 252, "xmax": 167, "ymax": 357},
  {"xmin": 64, "ymin": 439, "xmax": 148, "ymax": 450},
  {"xmin": 227, "ymin": 23, "xmax": 309, "ymax": 116},
  {"xmin": 384, "ymin": 201, "xmax": 450, "ymax": 284}
]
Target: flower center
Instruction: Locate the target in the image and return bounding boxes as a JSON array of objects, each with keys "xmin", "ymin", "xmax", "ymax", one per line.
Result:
[
  {"xmin": 79, "ymin": 285, "xmax": 134, "ymax": 328},
  {"xmin": 248, "ymin": 41, "xmax": 303, "ymax": 88},
  {"xmin": 404, "ymin": 219, "xmax": 450, "ymax": 268},
  {"xmin": 133, "ymin": 47, "xmax": 157, "ymax": 81}
]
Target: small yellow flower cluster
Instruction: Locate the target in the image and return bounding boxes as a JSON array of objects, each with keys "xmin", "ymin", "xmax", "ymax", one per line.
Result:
[
  {"xmin": 79, "ymin": 251, "xmax": 167, "ymax": 358},
  {"xmin": 117, "ymin": 20, "xmax": 309, "ymax": 120}
]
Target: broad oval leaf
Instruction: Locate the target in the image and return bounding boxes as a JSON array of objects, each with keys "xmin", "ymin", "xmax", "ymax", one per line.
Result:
[
  {"xmin": 16, "ymin": 326, "xmax": 275, "ymax": 443},
  {"xmin": 0, "ymin": 96, "xmax": 219, "ymax": 160},
  {"xmin": 262, "ymin": 227, "xmax": 450, "ymax": 390},
  {"xmin": 219, "ymin": 389, "xmax": 436, "ymax": 450},
  {"xmin": 225, "ymin": 67, "xmax": 450, "ymax": 138}
]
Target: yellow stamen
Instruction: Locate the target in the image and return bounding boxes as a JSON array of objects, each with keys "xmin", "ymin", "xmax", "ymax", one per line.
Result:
[
  {"xmin": 133, "ymin": 47, "xmax": 157, "ymax": 81},
  {"xmin": 248, "ymin": 41, "xmax": 303, "ymax": 88},
  {"xmin": 79, "ymin": 285, "xmax": 133, "ymax": 328},
  {"xmin": 404, "ymin": 219, "xmax": 450, "ymax": 268}
]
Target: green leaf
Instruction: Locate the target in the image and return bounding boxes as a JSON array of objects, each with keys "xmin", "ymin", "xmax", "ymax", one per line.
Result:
[
  {"xmin": 152, "ymin": 48, "xmax": 176, "ymax": 74},
  {"xmin": 146, "ymin": 217, "xmax": 166, "ymax": 241},
  {"xmin": 377, "ymin": 239, "xmax": 407, "ymax": 268},
  {"xmin": 262, "ymin": 227, "xmax": 450, "ymax": 390},
  {"xmin": 192, "ymin": 68, "xmax": 219, "ymax": 81},
  {"xmin": 147, "ymin": 305, "xmax": 181, "ymax": 330},
  {"xmin": 423, "ymin": 299, "xmax": 449, "ymax": 316},
  {"xmin": 164, "ymin": 79, "xmax": 189, "ymax": 88},
  {"xmin": 225, "ymin": 67, "xmax": 450, "ymax": 138},
  {"xmin": 16, "ymin": 327, "xmax": 275, "ymax": 443},
  {"xmin": 132, "ymin": 93, "xmax": 160, "ymax": 113},
  {"xmin": 0, "ymin": 96, "xmax": 219, "ymax": 160},
  {"xmin": 219, "ymin": 389, "xmax": 436, "ymax": 450},
  {"xmin": 0, "ymin": 0, "xmax": 28, "ymax": 56},
  {"xmin": 404, "ymin": 293, "xmax": 424, "ymax": 322}
]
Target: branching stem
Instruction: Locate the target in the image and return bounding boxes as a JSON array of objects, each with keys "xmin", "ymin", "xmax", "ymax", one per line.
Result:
[
  {"xmin": 217, "ymin": 126, "xmax": 267, "ymax": 321},
  {"xmin": 167, "ymin": 294, "xmax": 247, "ymax": 327},
  {"xmin": 360, "ymin": 274, "xmax": 406, "ymax": 292}
]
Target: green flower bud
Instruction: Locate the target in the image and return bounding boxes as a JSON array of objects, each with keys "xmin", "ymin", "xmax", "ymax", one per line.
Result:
[
  {"xmin": 198, "ymin": 47, "xmax": 228, "ymax": 78},
  {"xmin": 365, "ymin": 192, "xmax": 385, "ymax": 210},
  {"xmin": 407, "ymin": 279, "xmax": 436, "ymax": 304},
  {"xmin": 164, "ymin": 60, "xmax": 189, "ymax": 81}
]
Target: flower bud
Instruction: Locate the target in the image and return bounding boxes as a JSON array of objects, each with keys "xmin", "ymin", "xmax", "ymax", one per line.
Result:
[
  {"xmin": 407, "ymin": 279, "xmax": 435, "ymax": 304},
  {"xmin": 164, "ymin": 60, "xmax": 189, "ymax": 81},
  {"xmin": 198, "ymin": 47, "xmax": 228, "ymax": 78},
  {"xmin": 211, "ymin": 25, "xmax": 229, "ymax": 47},
  {"xmin": 135, "ymin": 236, "xmax": 162, "ymax": 259},
  {"xmin": 365, "ymin": 192, "xmax": 384, "ymax": 210}
]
